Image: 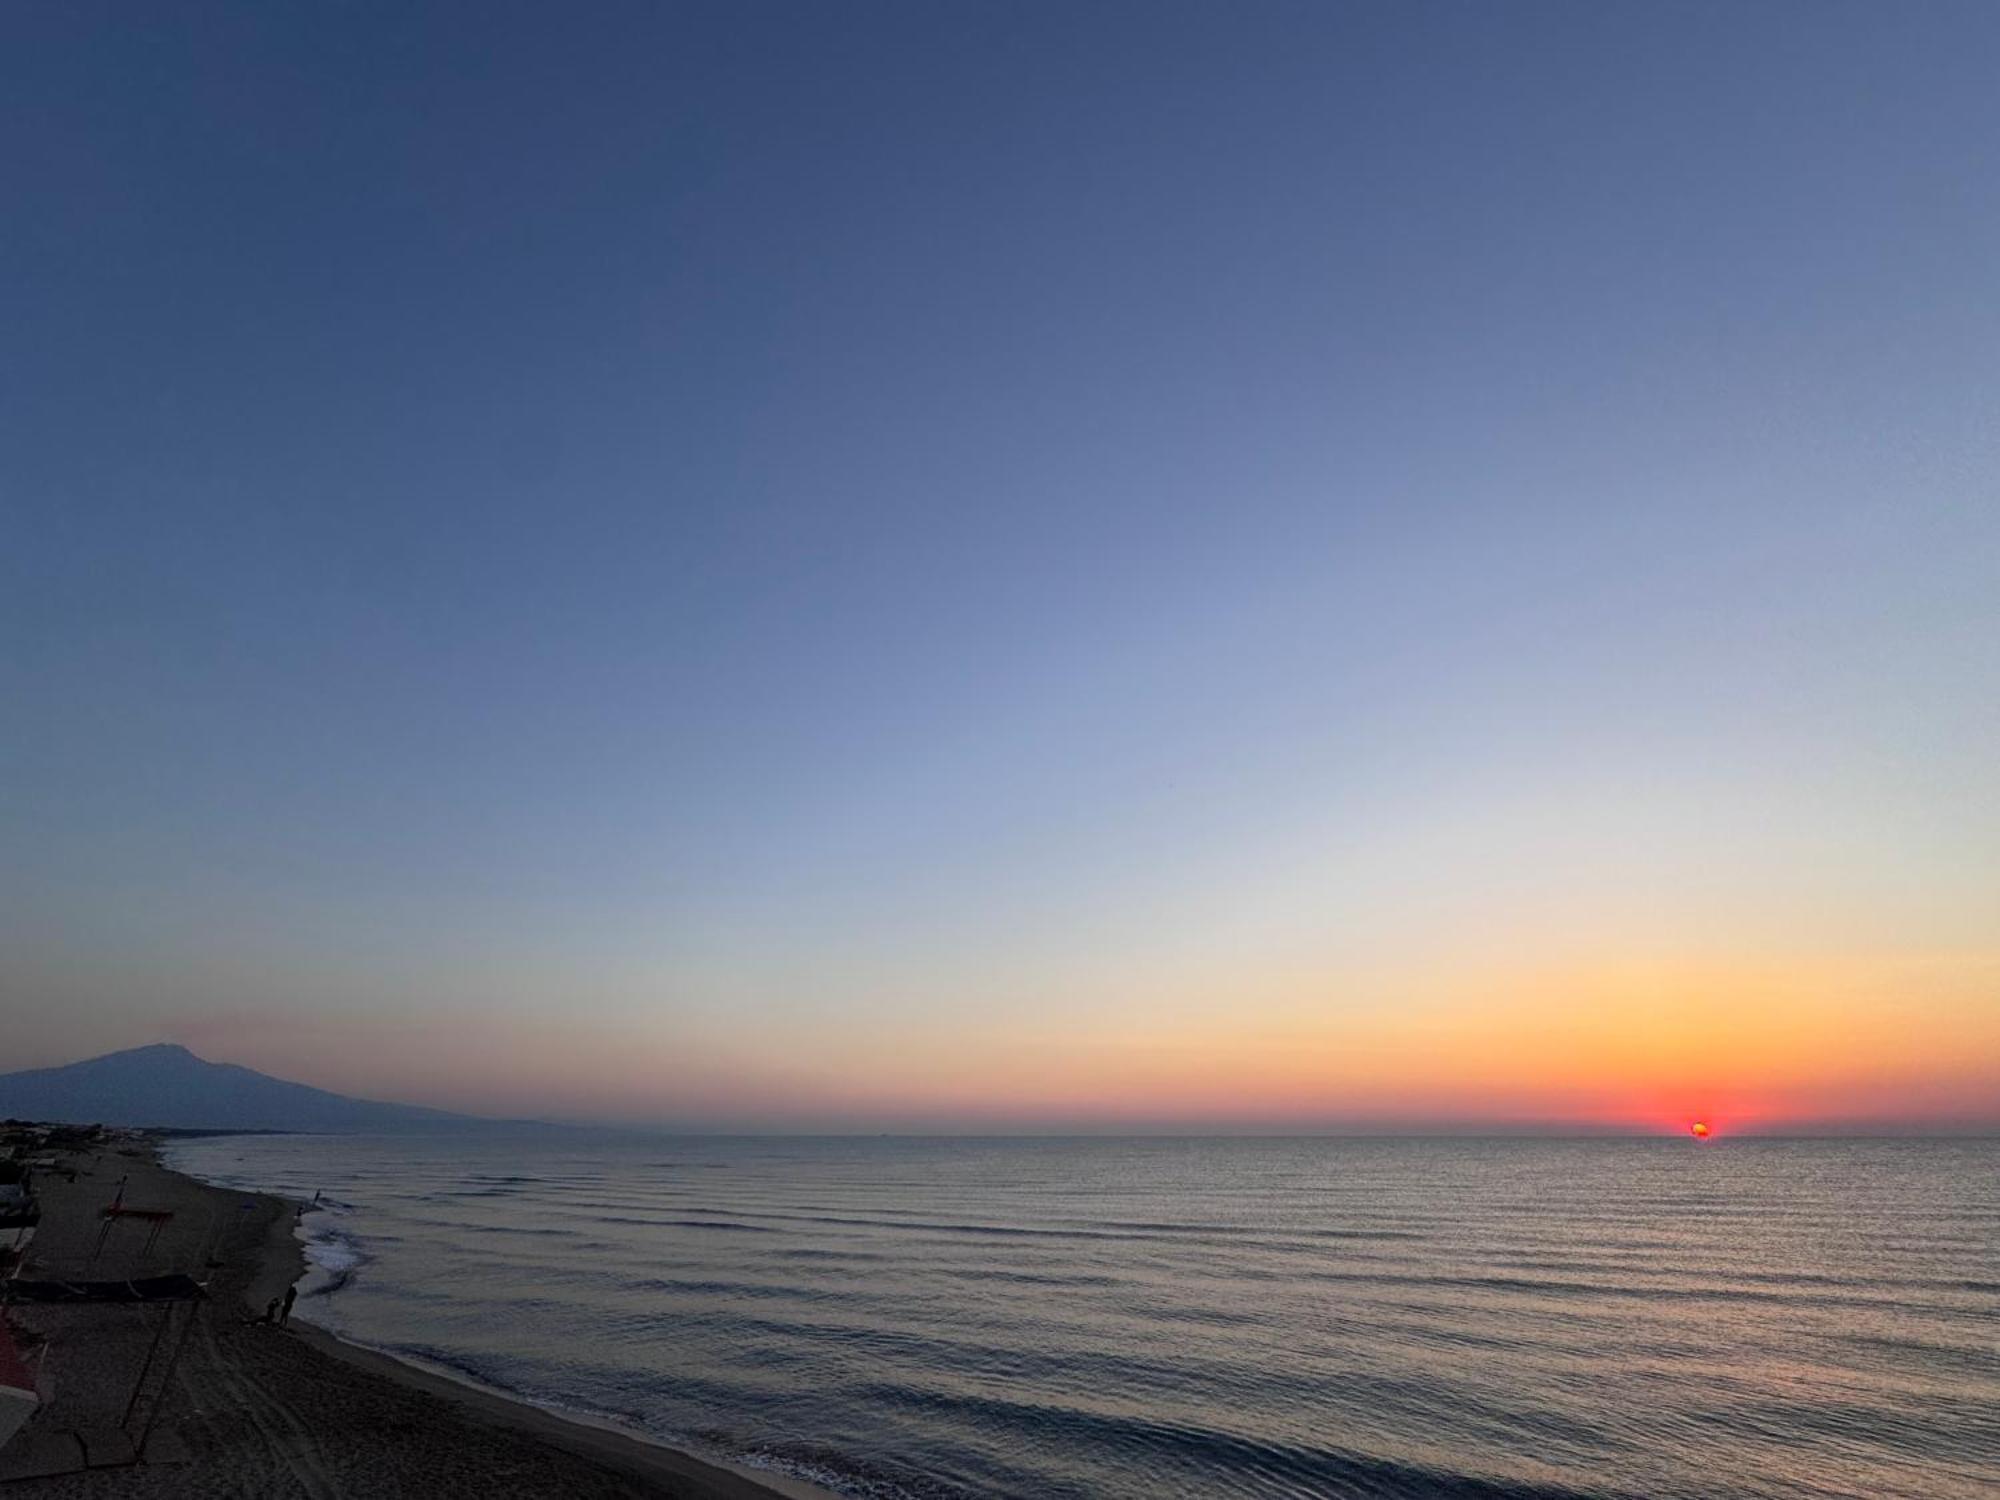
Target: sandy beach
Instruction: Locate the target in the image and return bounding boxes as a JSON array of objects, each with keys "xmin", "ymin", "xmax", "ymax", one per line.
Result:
[{"xmin": 1, "ymin": 1141, "xmax": 831, "ymax": 1499}]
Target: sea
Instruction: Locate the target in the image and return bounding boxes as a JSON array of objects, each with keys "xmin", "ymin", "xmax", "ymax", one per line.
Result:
[{"xmin": 159, "ymin": 1134, "xmax": 1999, "ymax": 1500}]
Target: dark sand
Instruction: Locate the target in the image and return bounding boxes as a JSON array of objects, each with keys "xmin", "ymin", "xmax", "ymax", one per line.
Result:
[{"xmin": 2, "ymin": 1143, "xmax": 832, "ymax": 1499}]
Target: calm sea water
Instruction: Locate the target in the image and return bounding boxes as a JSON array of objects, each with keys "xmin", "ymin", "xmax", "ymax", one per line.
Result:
[{"xmin": 161, "ymin": 1134, "xmax": 1998, "ymax": 1500}]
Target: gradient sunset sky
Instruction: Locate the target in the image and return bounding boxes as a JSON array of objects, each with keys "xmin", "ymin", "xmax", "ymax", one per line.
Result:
[{"xmin": 5, "ymin": 4, "xmax": 1996, "ymax": 1132}]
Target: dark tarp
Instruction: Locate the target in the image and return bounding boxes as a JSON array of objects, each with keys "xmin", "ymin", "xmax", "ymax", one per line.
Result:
[{"xmin": 1, "ymin": 1275, "xmax": 205, "ymax": 1304}]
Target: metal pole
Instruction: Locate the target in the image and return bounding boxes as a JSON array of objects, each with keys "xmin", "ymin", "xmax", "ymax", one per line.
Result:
[
  {"xmin": 135, "ymin": 1302, "xmax": 196, "ymax": 1459},
  {"xmin": 193, "ymin": 1199, "xmax": 220, "ymax": 1276},
  {"xmin": 121, "ymin": 1301, "xmax": 172, "ymax": 1427}
]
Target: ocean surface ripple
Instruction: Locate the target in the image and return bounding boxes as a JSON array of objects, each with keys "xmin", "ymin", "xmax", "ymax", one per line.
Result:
[{"xmin": 162, "ymin": 1135, "xmax": 2000, "ymax": 1500}]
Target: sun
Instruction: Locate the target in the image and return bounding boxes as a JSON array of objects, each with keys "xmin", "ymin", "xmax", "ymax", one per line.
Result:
[{"xmin": 1689, "ymin": 1121, "xmax": 1711, "ymax": 1140}]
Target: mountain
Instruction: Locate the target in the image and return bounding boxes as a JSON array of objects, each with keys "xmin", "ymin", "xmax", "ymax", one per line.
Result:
[{"xmin": 0, "ymin": 1043, "xmax": 497, "ymax": 1133}]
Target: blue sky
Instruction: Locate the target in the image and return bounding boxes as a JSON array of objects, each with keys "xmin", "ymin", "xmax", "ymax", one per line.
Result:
[{"xmin": 4, "ymin": 4, "xmax": 1996, "ymax": 1127}]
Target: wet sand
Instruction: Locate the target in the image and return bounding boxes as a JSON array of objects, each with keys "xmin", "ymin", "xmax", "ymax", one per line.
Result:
[{"xmin": 2, "ymin": 1142, "xmax": 832, "ymax": 1499}]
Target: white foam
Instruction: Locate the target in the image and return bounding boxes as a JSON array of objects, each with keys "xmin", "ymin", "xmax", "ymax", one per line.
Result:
[
  {"xmin": 306, "ymin": 1228, "xmax": 362, "ymax": 1273},
  {"xmin": 294, "ymin": 1214, "xmax": 366, "ymax": 1299}
]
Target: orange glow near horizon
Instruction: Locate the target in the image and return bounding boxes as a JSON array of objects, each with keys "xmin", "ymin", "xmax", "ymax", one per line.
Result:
[{"xmin": 135, "ymin": 947, "xmax": 2000, "ymax": 1133}]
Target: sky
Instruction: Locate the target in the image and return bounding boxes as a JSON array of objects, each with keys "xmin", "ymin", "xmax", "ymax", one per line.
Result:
[{"xmin": 4, "ymin": 3, "xmax": 1996, "ymax": 1133}]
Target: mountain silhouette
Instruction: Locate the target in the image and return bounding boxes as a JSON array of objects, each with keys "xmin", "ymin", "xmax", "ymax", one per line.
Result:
[{"xmin": 0, "ymin": 1043, "xmax": 495, "ymax": 1132}]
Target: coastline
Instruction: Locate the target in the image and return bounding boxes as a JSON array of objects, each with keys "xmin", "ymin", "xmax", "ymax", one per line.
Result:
[{"xmin": 3, "ymin": 1139, "xmax": 836, "ymax": 1499}]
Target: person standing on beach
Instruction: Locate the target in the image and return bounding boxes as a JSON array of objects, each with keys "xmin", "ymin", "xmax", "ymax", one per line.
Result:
[{"xmin": 279, "ymin": 1285, "xmax": 297, "ymax": 1326}]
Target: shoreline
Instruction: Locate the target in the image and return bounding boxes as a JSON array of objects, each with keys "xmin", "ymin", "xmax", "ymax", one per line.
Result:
[
  {"xmin": 189, "ymin": 1146, "xmax": 838, "ymax": 1500},
  {"xmin": 282, "ymin": 1319, "xmax": 837, "ymax": 1500},
  {"xmin": 157, "ymin": 1142, "xmax": 841, "ymax": 1500},
  {"xmin": 4, "ymin": 1138, "xmax": 838, "ymax": 1499}
]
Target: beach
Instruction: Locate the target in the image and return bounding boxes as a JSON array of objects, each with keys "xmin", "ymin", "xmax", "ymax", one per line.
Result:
[{"xmin": 1, "ymin": 1141, "xmax": 829, "ymax": 1500}]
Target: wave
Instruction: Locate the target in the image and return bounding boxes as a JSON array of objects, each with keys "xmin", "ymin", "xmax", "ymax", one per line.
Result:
[
  {"xmin": 589, "ymin": 1215, "xmax": 780, "ymax": 1232},
  {"xmin": 853, "ymin": 1380, "xmax": 1627, "ymax": 1500},
  {"xmin": 297, "ymin": 1217, "xmax": 368, "ymax": 1299},
  {"xmin": 933, "ymin": 1267, "xmax": 1118, "ymax": 1288}
]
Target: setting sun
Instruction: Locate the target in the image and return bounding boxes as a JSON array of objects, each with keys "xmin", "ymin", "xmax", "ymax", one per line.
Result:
[{"xmin": 1690, "ymin": 1121, "xmax": 1712, "ymax": 1140}]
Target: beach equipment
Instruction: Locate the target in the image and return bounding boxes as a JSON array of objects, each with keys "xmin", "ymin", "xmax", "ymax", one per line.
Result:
[
  {"xmin": 0, "ymin": 1320, "xmax": 38, "ymax": 1452},
  {"xmin": 91, "ymin": 1203, "xmax": 174, "ymax": 1262},
  {"xmin": 0, "ymin": 1275, "xmax": 205, "ymax": 1305},
  {"xmin": 0, "ymin": 1193, "xmax": 39, "ymax": 1273},
  {"xmin": 0, "ymin": 1277, "xmax": 204, "ymax": 1464}
]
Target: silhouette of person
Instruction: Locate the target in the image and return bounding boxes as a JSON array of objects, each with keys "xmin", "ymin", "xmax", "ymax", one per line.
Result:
[
  {"xmin": 263, "ymin": 1297, "xmax": 279, "ymax": 1324},
  {"xmin": 280, "ymin": 1285, "xmax": 297, "ymax": 1326}
]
